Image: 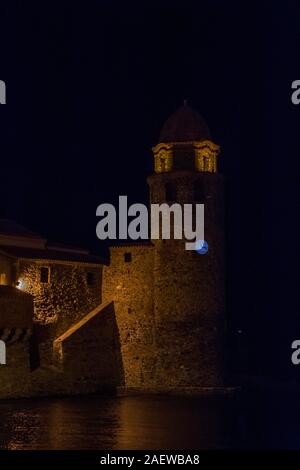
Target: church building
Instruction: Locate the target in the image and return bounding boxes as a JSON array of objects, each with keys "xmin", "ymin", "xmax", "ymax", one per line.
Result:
[{"xmin": 0, "ymin": 104, "xmax": 227, "ymax": 397}]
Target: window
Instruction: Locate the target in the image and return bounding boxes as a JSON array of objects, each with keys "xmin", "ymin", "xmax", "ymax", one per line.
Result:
[
  {"xmin": 160, "ymin": 157, "xmax": 166, "ymax": 172},
  {"xmin": 40, "ymin": 267, "xmax": 50, "ymax": 284},
  {"xmin": 165, "ymin": 182, "xmax": 176, "ymax": 201},
  {"xmin": 0, "ymin": 273, "xmax": 7, "ymax": 285},
  {"xmin": 194, "ymin": 180, "xmax": 205, "ymax": 202},
  {"xmin": 124, "ymin": 252, "xmax": 132, "ymax": 263},
  {"xmin": 87, "ymin": 271, "xmax": 95, "ymax": 287}
]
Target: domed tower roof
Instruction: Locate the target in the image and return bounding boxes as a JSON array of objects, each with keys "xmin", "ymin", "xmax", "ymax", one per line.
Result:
[{"xmin": 159, "ymin": 102, "xmax": 211, "ymax": 143}]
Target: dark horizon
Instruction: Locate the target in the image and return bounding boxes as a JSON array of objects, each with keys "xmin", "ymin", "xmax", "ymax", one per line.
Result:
[{"xmin": 0, "ymin": 1, "xmax": 299, "ymax": 380}]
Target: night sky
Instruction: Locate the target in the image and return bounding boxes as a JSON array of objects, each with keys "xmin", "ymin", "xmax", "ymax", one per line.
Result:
[{"xmin": 0, "ymin": 1, "xmax": 299, "ymax": 379}]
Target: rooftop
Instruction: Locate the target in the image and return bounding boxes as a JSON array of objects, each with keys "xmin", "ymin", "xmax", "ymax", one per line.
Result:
[
  {"xmin": 0, "ymin": 219, "xmax": 104, "ymax": 265},
  {"xmin": 159, "ymin": 103, "xmax": 211, "ymax": 143},
  {"xmin": 0, "ymin": 245, "xmax": 104, "ymax": 265},
  {"xmin": 0, "ymin": 219, "xmax": 42, "ymax": 239}
]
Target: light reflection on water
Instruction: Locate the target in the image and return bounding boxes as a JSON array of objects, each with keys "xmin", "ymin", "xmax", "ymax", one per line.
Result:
[
  {"xmin": 0, "ymin": 395, "xmax": 236, "ymax": 450},
  {"xmin": 0, "ymin": 389, "xmax": 299, "ymax": 450}
]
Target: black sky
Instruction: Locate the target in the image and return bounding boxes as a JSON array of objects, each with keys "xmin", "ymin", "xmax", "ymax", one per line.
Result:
[{"xmin": 0, "ymin": 0, "xmax": 299, "ymax": 378}]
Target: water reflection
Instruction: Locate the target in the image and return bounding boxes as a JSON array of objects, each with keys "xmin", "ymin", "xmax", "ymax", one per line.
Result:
[
  {"xmin": 0, "ymin": 395, "xmax": 237, "ymax": 450},
  {"xmin": 0, "ymin": 389, "xmax": 299, "ymax": 449}
]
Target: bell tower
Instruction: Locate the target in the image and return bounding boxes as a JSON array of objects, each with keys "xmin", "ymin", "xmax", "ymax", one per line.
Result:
[{"xmin": 147, "ymin": 103, "xmax": 226, "ymax": 388}]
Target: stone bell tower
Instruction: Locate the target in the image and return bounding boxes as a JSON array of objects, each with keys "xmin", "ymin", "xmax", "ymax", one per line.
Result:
[{"xmin": 147, "ymin": 103, "xmax": 226, "ymax": 388}]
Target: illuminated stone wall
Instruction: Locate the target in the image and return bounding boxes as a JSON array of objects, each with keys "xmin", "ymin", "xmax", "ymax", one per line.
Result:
[
  {"xmin": 153, "ymin": 143, "xmax": 173, "ymax": 173},
  {"xmin": 153, "ymin": 140, "xmax": 220, "ymax": 174},
  {"xmin": 102, "ymin": 245, "xmax": 156, "ymax": 387},
  {"xmin": 0, "ymin": 261, "xmax": 105, "ymax": 399},
  {"xmin": 17, "ymin": 261, "xmax": 102, "ymax": 335},
  {"xmin": 148, "ymin": 170, "xmax": 226, "ymax": 388},
  {"xmin": 101, "ymin": 169, "xmax": 226, "ymax": 390},
  {"xmin": 194, "ymin": 140, "xmax": 219, "ymax": 172}
]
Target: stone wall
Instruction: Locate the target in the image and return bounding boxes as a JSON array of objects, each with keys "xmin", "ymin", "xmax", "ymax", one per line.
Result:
[
  {"xmin": 53, "ymin": 301, "xmax": 124, "ymax": 392},
  {"xmin": 17, "ymin": 261, "xmax": 102, "ymax": 335},
  {"xmin": 148, "ymin": 170, "xmax": 226, "ymax": 388},
  {"xmin": 102, "ymin": 245, "xmax": 156, "ymax": 387},
  {"xmin": 0, "ymin": 258, "xmax": 107, "ymax": 399},
  {"xmin": 0, "ymin": 253, "xmax": 14, "ymax": 285},
  {"xmin": 102, "ymin": 170, "xmax": 226, "ymax": 390},
  {"xmin": 0, "ymin": 286, "xmax": 33, "ymax": 328},
  {"xmin": 0, "ymin": 341, "xmax": 33, "ymax": 398},
  {"xmin": 152, "ymin": 239, "xmax": 225, "ymax": 387},
  {"xmin": 0, "ymin": 301, "xmax": 125, "ymax": 399}
]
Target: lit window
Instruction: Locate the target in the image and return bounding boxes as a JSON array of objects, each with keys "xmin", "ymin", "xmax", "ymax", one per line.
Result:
[
  {"xmin": 40, "ymin": 267, "xmax": 50, "ymax": 284},
  {"xmin": 124, "ymin": 253, "xmax": 132, "ymax": 262},
  {"xmin": 0, "ymin": 273, "xmax": 7, "ymax": 285}
]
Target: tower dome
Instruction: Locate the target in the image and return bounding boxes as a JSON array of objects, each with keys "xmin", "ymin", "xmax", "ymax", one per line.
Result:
[
  {"xmin": 159, "ymin": 103, "xmax": 211, "ymax": 143},
  {"xmin": 153, "ymin": 103, "xmax": 219, "ymax": 174}
]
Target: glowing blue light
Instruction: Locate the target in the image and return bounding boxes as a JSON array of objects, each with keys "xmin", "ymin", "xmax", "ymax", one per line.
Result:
[{"xmin": 196, "ymin": 239, "xmax": 208, "ymax": 254}]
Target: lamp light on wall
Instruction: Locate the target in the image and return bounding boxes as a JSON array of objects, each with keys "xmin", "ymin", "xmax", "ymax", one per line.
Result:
[{"xmin": 16, "ymin": 279, "xmax": 24, "ymax": 290}]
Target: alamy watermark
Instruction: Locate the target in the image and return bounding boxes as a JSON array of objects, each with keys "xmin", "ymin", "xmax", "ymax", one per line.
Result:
[
  {"xmin": 291, "ymin": 80, "xmax": 300, "ymax": 105},
  {"xmin": 0, "ymin": 80, "xmax": 6, "ymax": 104},
  {"xmin": 291, "ymin": 340, "xmax": 300, "ymax": 365},
  {"xmin": 96, "ymin": 196, "xmax": 205, "ymax": 251},
  {"xmin": 0, "ymin": 340, "xmax": 6, "ymax": 365}
]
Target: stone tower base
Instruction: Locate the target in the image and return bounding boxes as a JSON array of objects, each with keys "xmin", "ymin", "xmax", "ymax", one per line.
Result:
[{"xmin": 116, "ymin": 386, "xmax": 240, "ymax": 397}]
